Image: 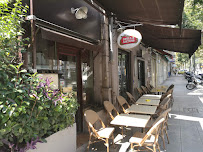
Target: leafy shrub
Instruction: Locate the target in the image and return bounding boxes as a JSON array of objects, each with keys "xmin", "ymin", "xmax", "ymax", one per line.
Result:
[
  {"xmin": 0, "ymin": 1, "xmax": 78, "ymax": 151},
  {"xmin": 0, "ymin": 64, "xmax": 78, "ymax": 151}
]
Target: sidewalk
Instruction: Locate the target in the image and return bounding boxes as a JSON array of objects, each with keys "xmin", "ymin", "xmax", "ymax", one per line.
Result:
[
  {"xmin": 163, "ymin": 75, "xmax": 203, "ymax": 152},
  {"xmin": 77, "ymin": 75, "xmax": 203, "ymax": 152}
]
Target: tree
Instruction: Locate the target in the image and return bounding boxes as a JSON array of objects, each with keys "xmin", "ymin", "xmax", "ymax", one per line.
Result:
[
  {"xmin": 175, "ymin": 53, "xmax": 189, "ymax": 69},
  {"xmin": 176, "ymin": 0, "xmax": 203, "ymax": 71}
]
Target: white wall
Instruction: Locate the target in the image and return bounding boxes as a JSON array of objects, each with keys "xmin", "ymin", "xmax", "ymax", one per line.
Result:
[{"xmin": 28, "ymin": 123, "xmax": 76, "ymax": 152}]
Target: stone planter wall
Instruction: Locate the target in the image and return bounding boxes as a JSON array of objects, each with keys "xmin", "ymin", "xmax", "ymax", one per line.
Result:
[{"xmin": 28, "ymin": 123, "xmax": 76, "ymax": 152}]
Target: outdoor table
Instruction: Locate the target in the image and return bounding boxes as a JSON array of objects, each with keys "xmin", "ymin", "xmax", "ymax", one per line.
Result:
[
  {"xmin": 151, "ymin": 86, "xmax": 168, "ymax": 94},
  {"xmin": 140, "ymin": 94, "xmax": 162, "ymax": 100},
  {"xmin": 136, "ymin": 98, "xmax": 160, "ymax": 106},
  {"xmin": 126, "ymin": 104, "xmax": 157, "ymax": 115},
  {"xmin": 110, "ymin": 113, "xmax": 151, "ymax": 135}
]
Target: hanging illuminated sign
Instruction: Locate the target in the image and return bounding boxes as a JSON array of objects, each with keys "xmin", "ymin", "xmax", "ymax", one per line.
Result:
[{"xmin": 117, "ymin": 29, "xmax": 142, "ymax": 50}]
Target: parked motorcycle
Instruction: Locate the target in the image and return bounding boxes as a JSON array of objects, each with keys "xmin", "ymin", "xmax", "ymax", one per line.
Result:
[
  {"xmin": 184, "ymin": 71, "xmax": 193, "ymax": 80},
  {"xmin": 186, "ymin": 75, "xmax": 203, "ymax": 90}
]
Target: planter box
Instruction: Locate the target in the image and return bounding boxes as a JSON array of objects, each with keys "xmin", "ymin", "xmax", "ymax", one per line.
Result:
[{"xmin": 28, "ymin": 123, "xmax": 76, "ymax": 152}]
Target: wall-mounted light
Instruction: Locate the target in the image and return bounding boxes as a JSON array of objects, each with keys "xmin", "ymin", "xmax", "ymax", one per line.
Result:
[{"xmin": 71, "ymin": 6, "xmax": 88, "ymax": 19}]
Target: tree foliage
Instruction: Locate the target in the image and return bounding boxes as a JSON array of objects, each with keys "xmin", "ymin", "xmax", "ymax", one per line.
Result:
[
  {"xmin": 176, "ymin": 0, "xmax": 203, "ymax": 67},
  {"xmin": 175, "ymin": 53, "xmax": 189, "ymax": 68}
]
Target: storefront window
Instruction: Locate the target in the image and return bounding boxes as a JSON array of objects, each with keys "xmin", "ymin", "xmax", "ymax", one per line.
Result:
[
  {"xmin": 81, "ymin": 50, "xmax": 94, "ymax": 107},
  {"xmin": 28, "ymin": 31, "xmax": 57, "ymax": 72},
  {"xmin": 28, "ymin": 33, "xmax": 94, "ymax": 108},
  {"xmin": 58, "ymin": 54, "xmax": 77, "ymax": 93}
]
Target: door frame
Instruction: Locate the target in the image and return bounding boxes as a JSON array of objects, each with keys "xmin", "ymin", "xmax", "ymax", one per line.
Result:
[
  {"xmin": 118, "ymin": 49, "xmax": 131, "ymax": 97},
  {"xmin": 137, "ymin": 59, "xmax": 145, "ymax": 87},
  {"xmin": 57, "ymin": 43, "xmax": 83, "ymax": 132}
]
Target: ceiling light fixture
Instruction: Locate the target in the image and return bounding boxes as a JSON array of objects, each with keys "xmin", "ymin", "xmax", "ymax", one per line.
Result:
[{"xmin": 71, "ymin": 6, "xmax": 88, "ymax": 19}]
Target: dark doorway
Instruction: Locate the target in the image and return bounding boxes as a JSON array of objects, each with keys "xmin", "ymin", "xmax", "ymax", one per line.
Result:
[
  {"xmin": 138, "ymin": 60, "xmax": 145, "ymax": 87},
  {"xmin": 118, "ymin": 50, "xmax": 130, "ymax": 98}
]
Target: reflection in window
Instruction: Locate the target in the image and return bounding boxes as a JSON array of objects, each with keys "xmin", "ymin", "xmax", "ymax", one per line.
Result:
[
  {"xmin": 118, "ymin": 50, "xmax": 130, "ymax": 98},
  {"xmin": 82, "ymin": 50, "xmax": 94, "ymax": 107},
  {"xmin": 58, "ymin": 55, "xmax": 77, "ymax": 93},
  {"xmin": 28, "ymin": 30, "xmax": 57, "ymax": 72}
]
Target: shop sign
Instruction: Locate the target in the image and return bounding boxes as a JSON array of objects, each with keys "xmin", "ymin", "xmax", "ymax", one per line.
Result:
[{"xmin": 117, "ymin": 29, "xmax": 142, "ymax": 50}]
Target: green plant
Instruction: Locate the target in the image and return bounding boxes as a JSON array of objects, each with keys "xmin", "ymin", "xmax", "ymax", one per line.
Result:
[
  {"xmin": 0, "ymin": 1, "xmax": 78, "ymax": 151},
  {"xmin": 0, "ymin": 64, "xmax": 78, "ymax": 151}
]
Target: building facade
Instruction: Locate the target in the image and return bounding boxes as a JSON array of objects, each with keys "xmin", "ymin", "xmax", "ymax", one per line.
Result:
[{"xmin": 23, "ymin": 0, "xmax": 172, "ymax": 134}]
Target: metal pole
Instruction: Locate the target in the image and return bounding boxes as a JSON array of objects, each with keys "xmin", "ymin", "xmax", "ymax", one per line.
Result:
[
  {"xmin": 193, "ymin": 52, "xmax": 196, "ymax": 74},
  {"xmin": 30, "ymin": 0, "xmax": 36, "ymax": 70},
  {"xmin": 108, "ymin": 16, "xmax": 113, "ymax": 61},
  {"xmin": 189, "ymin": 56, "xmax": 192, "ymax": 72}
]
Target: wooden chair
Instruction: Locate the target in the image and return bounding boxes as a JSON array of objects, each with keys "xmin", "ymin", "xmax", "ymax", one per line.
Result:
[
  {"xmin": 160, "ymin": 91, "xmax": 171, "ymax": 102},
  {"xmin": 159, "ymin": 108, "xmax": 171, "ymax": 150},
  {"xmin": 84, "ymin": 110, "xmax": 115, "ymax": 152},
  {"xmin": 129, "ymin": 117, "xmax": 165, "ymax": 152},
  {"xmin": 146, "ymin": 83, "xmax": 153, "ymax": 90},
  {"xmin": 104, "ymin": 101, "xmax": 126, "ymax": 135},
  {"xmin": 149, "ymin": 84, "xmax": 154, "ymax": 90},
  {"xmin": 166, "ymin": 84, "xmax": 174, "ymax": 92},
  {"xmin": 153, "ymin": 95, "xmax": 171, "ymax": 119},
  {"xmin": 141, "ymin": 86, "xmax": 149, "ymax": 94},
  {"xmin": 146, "ymin": 84, "xmax": 152, "ymax": 93},
  {"xmin": 137, "ymin": 87, "xmax": 145, "ymax": 97},
  {"xmin": 167, "ymin": 87, "xmax": 174, "ymax": 108},
  {"xmin": 126, "ymin": 92, "xmax": 137, "ymax": 104},
  {"xmin": 103, "ymin": 101, "xmax": 119, "ymax": 121},
  {"xmin": 146, "ymin": 108, "xmax": 171, "ymax": 150},
  {"xmin": 116, "ymin": 96, "xmax": 130, "ymax": 113}
]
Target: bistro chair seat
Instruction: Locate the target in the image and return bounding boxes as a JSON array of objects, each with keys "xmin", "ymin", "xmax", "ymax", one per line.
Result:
[
  {"xmin": 97, "ymin": 127, "xmax": 115, "ymax": 139},
  {"xmin": 129, "ymin": 132, "xmax": 156, "ymax": 145},
  {"xmin": 129, "ymin": 117, "xmax": 165, "ymax": 152},
  {"xmin": 84, "ymin": 110, "xmax": 115, "ymax": 152}
]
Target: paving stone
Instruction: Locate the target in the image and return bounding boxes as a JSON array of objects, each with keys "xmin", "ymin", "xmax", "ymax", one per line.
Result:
[{"xmin": 165, "ymin": 141, "xmax": 181, "ymax": 152}]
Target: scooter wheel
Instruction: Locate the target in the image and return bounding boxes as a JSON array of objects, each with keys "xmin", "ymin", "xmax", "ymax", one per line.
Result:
[{"xmin": 186, "ymin": 83, "xmax": 196, "ymax": 90}]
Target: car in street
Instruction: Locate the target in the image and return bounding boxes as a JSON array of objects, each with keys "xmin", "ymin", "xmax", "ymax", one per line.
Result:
[{"xmin": 178, "ymin": 69, "xmax": 185, "ymax": 74}]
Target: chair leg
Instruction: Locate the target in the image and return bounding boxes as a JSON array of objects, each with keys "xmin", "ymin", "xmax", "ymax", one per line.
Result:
[
  {"xmin": 164, "ymin": 129, "xmax": 170, "ymax": 144},
  {"xmin": 160, "ymin": 131, "xmax": 166, "ymax": 150},
  {"xmin": 131, "ymin": 143, "xmax": 134, "ymax": 151},
  {"xmin": 166, "ymin": 121, "xmax": 169, "ymax": 130},
  {"xmin": 153, "ymin": 144, "xmax": 156, "ymax": 152},
  {"xmin": 106, "ymin": 138, "xmax": 109, "ymax": 152},
  {"xmin": 87, "ymin": 134, "xmax": 92, "ymax": 151},
  {"xmin": 111, "ymin": 134, "xmax": 115, "ymax": 148},
  {"xmin": 157, "ymin": 143, "xmax": 161, "ymax": 152}
]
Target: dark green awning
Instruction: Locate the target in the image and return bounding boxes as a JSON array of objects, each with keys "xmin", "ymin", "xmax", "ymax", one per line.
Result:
[
  {"xmin": 135, "ymin": 24, "xmax": 201, "ymax": 56},
  {"xmin": 92, "ymin": 0, "xmax": 184, "ymax": 25}
]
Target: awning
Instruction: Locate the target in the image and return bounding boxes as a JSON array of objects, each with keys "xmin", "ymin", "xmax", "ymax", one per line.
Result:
[
  {"xmin": 156, "ymin": 50, "xmax": 173, "ymax": 58},
  {"xmin": 92, "ymin": 0, "xmax": 184, "ymax": 25},
  {"xmin": 135, "ymin": 24, "xmax": 201, "ymax": 56},
  {"xmin": 40, "ymin": 27, "xmax": 101, "ymax": 51}
]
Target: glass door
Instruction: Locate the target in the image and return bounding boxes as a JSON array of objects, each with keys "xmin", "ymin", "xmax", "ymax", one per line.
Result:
[{"xmin": 118, "ymin": 50, "xmax": 130, "ymax": 98}]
